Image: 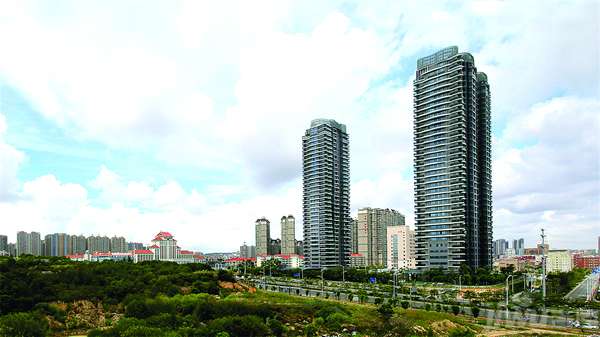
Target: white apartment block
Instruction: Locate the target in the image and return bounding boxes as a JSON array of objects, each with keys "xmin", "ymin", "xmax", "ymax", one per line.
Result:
[{"xmin": 546, "ymin": 250, "xmax": 572, "ymax": 273}]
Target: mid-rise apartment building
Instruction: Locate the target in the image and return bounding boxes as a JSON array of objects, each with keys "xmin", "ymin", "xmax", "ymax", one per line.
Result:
[
  {"xmin": 357, "ymin": 207, "xmax": 405, "ymax": 267},
  {"xmin": 387, "ymin": 225, "xmax": 416, "ymax": 270}
]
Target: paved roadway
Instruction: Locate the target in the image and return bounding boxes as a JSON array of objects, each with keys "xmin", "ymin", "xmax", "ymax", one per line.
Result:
[
  {"xmin": 565, "ymin": 273, "xmax": 599, "ymax": 301},
  {"xmin": 253, "ymin": 280, "xmax": 600, "ymax": 330}
]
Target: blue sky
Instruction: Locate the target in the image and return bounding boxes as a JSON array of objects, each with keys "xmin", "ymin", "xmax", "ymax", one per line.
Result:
[{"xmin": 0, "ymin": 0, "xmax": 598, "ymax": 252}]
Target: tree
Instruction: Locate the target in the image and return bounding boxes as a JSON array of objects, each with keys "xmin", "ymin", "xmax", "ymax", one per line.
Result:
[
  {"xmin": 378, "ymin": 303, "xmax": 394, "ymax": 322},
  {"xmin": 0, "ymin": 312, "xmax": 49, "ymax": 337},
  {"xmin": 471, "ymin": 306, "xmax": 480, "ymax": 318},
  {"xmin": 451, "ymin": 305, "xmax": 460, "ymax": 315},
  {"xmin": 400, "ymin": 301, "xmax": 409, "ymax": 309}
]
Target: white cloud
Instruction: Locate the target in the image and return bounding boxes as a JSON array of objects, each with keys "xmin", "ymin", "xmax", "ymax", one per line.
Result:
[
  {"xmin": 492, "ymin": 96, "xmax": 600, "ymax": 248},
  {"xmin": 0, "ymin": 1, "xmax": 598, "ymax": 250},
  {"xmin": 0, "ymin": 113, "xmax": 25, "ymax": 200}
]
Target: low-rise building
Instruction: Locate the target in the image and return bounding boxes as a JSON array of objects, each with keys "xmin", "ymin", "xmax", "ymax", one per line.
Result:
[
  {"xmin": 349, "ymin": 253, "xmax": 366, "ymax": 268},
  {"xmin": 573, "ymin": 255, "xmax": 600, "ymax": 270},
  {"xmin": 224, "ymin": 257, "xmax": 255, "ymax": 268},
  {"xmin": 132, "ymin": 249, "xmax": 154, "ymax": 263}
]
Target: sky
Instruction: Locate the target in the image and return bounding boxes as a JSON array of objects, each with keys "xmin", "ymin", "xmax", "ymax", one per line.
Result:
[{"xmin": 0, "ymin": 0, "xmax": 598, "ymax": 252}]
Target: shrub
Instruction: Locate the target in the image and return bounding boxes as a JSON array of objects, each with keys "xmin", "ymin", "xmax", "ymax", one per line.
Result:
[
  {"xmin": 325, "ymin": 312, "xmax": 350, "ymax": 331},
  {"xmin": 425, "ymin": 303, "xmax": 432, "ymax": 311},
  {"xmin": 0, "ymin": 312, "xmax": 49, "ymax": 337},
  {"xmin": 400, "ymin": 301, "xmax": 409, "ymax": 309},
  {"xmin": 304, "ymin": 323, "xmax": 318, "ymax": 337},
  {"xmin": 206, "ymin": 315, "xmax": 270, "ymax": 337},
  {"xmin": 267, "ymin": 318, "xmax": 286, "ymax": 337},
  {"xmin": 471, "ymin": 306, "xmax": 480, "ymax": 318},
  {"xmin": 451, "ymin": 305, "xmax": 460, "ymax": 315}
]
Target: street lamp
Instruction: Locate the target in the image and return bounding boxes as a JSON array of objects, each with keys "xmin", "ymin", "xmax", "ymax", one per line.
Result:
[{"xmin": 506, "ymin": 274, "xmax": 514, "ymax": 321}]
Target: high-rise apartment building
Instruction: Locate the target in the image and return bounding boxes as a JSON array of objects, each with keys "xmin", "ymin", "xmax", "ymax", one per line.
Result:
[
  {"xmin": 71, "ymin": 235, "xmax": 87, "ymax": 254},
  {"xmin": 44, "ymin": 233, "xmax": 71, "ymax": 256},
  {"xmin": 414, "ymin": 46, "xmax": 492, "ymax": 270},
  {"xmin": 0, "ymin": 235, "xmax": 7, "ymax": 253},
  {"xmin": 16, "ymin": 231, "xmax": 41, "ymax": 256},
  {"xmin": 110, "ymin": 236, "xmax": 128, "ymax": 253},
  {"xmin": 281, "ymin": 215, "xmax": 296, "ymax": 255},
  {"xmin": 387, "ymin": 225, "xmax": 416, "ymax": 270},
  {"xmin": 493, "ymin": 239, "xmax": 509, "ymax": 257},
  {"xmin": 357, "ymin": 208, "xmax": 405, "ymax": 267},
  {"xmin": 302, "ymin": 119, "xmax": 351, "ymax": 268},
  {"xmin": 87, "ymin": 235, "xmax": 111, "ymax": 253},
  {"xmin": 512, "ymin": 238, "xmax": 525, "ymax": 256},
  {"xmin": 255, "ymin": 217, "xmax": 271, "ymax": 256}
]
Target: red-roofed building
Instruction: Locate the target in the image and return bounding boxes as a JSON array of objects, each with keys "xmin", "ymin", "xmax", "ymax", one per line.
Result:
[
  {"xmin": 224, "ymin": 257, "xmax": 255, "ymax": 268},
  {"xmin": 132, "ymin": 249, "xmax": 155, "ymax": 263},
  {"xmin": 151, "ymin": 231, "xmax": 178, "ymax": 261}
]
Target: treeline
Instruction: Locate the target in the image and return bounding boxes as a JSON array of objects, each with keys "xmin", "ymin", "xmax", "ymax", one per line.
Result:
[
  {"xmin": 240, "ymin": 261, "xmax": 517, "ymax": 286},
  {"xmin": 0, "ymin": 255, "xmax": 234, "ymax": 314}
]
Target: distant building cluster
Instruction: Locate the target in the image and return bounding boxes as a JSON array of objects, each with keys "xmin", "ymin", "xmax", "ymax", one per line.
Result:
[
  {"xmin": 246, "ymin": 215, "xmax": 304, "ymax": 269},
  {"xmin": 0, "ymin": 231, "xmax": 204, "ymax": 265},
  {"xmin": 0, "ymin": 231, "xmax": 131, "ymax": 257},
  {"xmin": 492, "ymin": 237, "xmax": 600, "ymax": 273}
]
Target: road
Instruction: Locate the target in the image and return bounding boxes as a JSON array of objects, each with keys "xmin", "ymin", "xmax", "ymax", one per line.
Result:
[
  {"xmin": 251, "ymin": 280, "xmax": 600, "ymax": 330},
  {"xmin": 565, "ymin": 272, "xmax": 599, "ymax": 301}
]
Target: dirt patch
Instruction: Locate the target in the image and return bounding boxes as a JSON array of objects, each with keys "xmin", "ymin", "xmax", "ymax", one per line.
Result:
[
  {"xmin": 219, "ymin": 281, "xmax": 256, "ymax": 293},
  {"xmin": 65, "ymin": 300, "xmax": 106, "ymax": 329}
]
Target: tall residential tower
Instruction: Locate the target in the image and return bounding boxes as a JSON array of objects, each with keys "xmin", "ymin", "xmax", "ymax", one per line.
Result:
[
  {"xmin": 281, "ymin": 215, "xmax": 296, "ymax": 255},
  {"xmin": 302, "ymin": 119, "xmax": 351, "ymax": 268},
  {"xmin": 413, "ymin": 46, "xmax": 492, "ymax": 270},
  {"xmin": 255, "ymin": 217, "xmax": 271, "ymax": 256}
]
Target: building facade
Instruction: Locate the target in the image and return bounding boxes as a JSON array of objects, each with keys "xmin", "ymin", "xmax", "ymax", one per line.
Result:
[
  {"xmin": 44, "ymin": 233, "xmax": 71, "ymax": 256},
  {"xmin": 357, "ymin": 207, "xmax": 405, "ymax": 267},
  {"xmin": 87, "ymin": 235, "xmax": 111, "ymax": 253},
  {"xmin": 414, "ymin": 46, "xmax": 492, "ymax": 270},
  {"xmin": 110, "ymin": 236, "xmax": 128, "ymax": 253},
  {"xmin": 386, "ymin": 225, "xmax": 416, "ymax": 270},
  {"xmin": 255, "ymin": 217, "xmax": 270, "ymax": 256},
  {"xmin": 281, "ymin": 215, "xmax": 296, "ymax": 255},
  {"xmin": 302, "ymin": 119, "xmax": 351, "ymax": 268},
  {"xmin": 240, "ymin": 243, "xmax": 256, "ymax": 258},
  {"xmin": 573, "ymin": 255, "xmax": 600, "ymax": 270},
  {"xmin": 0, "ymin": 235, "xmax": 7, "ymax": 253},
  {"xmin": 512, "ymin": 238, "xmax": 525, "ymax": 256},
  {"xmin": 546, "ymin": 250, "xmax": 573, "ymax": 273},
  {"xmin": 70, "ymin": 235, "xmax": 87, "ymax": 254},
  {"xmin": 16, "ymin": 231, "xmax": 41, "ymax": 256},
  {"xmin": 151, "ymin": 231, "xmax": 178, "ymax": 261},
  {"xmin": 351, "ymin": 218, "xmax": 358, "ymax": 254}
]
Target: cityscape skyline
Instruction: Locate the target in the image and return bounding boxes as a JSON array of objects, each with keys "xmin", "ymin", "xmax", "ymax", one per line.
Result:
[{"xmin": 0, "ymin": 1, "xmax": 598, "ymax": 252}]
